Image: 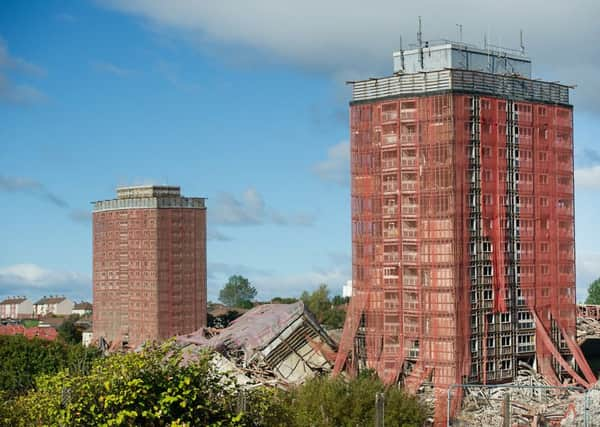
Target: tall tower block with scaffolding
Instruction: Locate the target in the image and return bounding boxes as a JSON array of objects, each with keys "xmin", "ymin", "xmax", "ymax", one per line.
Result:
[{"xmin": 334, "ymin": 38, "xmax": 595, "ymax": 423}]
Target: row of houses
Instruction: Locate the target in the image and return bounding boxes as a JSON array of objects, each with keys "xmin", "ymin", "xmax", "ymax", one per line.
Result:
[{"xmin": 0, "ymin": 296, "xmax": 92, "ymax": 319}]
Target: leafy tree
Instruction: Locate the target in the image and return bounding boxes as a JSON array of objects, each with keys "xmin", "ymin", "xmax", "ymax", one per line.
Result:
[
  {"xmin": 301, "ymin": 284, "xmax": 346, "ymax": 329},
  {"xmin": 58, "ymin": 314, "xmax": 82, "ymax": 344},
  {"xmin": 301, "ymin": 284, "xmax": 330, "ymax": 322},
  {"xmin": 585, "ymin": 277, "xmax": 600, "ymax": 304},
  {"xmin": 270, "ymin": 297, "xmax": 299, "ymax": 304},
  {"xmin": 331, "ymin": 295, "xmax": 348, "ymax": 306},
  {"xmin": 207, "ymin": 310, "xmax": 243, "ymax": 328},
  {"xmin": 219, "ymin": 275, "xmax": 257, "ymax": 308},
  {"xmin": 286, "ymin": 373, "xmax": 427, "ymax": 427},
  {"xmin": 0, "ymin": 341, "xmax": 288, "ymax": 427},
  {"xmin": 0, "ymin": 335, "xmax": 100, "ymax": 394}
]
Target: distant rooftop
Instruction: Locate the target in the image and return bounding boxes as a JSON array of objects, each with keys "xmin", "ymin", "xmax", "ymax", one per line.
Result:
[
  {"xmin": 393, "ymin": 41, "xmax": 531, "ymax": 77},
  {"xmin": 34, "ymin": 296, "xmax": 67, "ymax": 305},
  {"xmin": 0, "ymin": 297, "xmax": 27, "ymax": 305}
]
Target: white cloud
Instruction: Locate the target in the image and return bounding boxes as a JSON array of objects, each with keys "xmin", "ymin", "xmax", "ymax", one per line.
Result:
[
  {"xmin": 0, "ymin": 264, "xmax": 91, "ymax": 301},
  {"xmin": 207, "ymin": 229, "xmax": 232, "ymax": 242},
  {"xmin": 575, "ymin": 166, "xmax": 600, "ymax": 190},
  {"xmin": 210, "ymin": 187, "xmax": 315, "ymax": 226},
  {"xmin": 0, "ymin": 175, "xmax": 68, "ymax": 207},
  {"xmin": 91, "ymin": 60, "xmax": 134, "ymax": 77},
  {"xmin": 101, "ymin": 0, "xmax": 600, "ymax": 112},
  {"xmin": 313, "ymin": 141, "xmax": 349, "ymax": 186},
  {"xmin": 0, "ymin": 36, "xmax": 46, "ymax": 105}
]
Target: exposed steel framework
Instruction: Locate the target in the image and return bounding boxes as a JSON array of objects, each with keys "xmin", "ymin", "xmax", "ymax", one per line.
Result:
[{"xmin": 334, "ymin": 81, "xmax": 595, "ymax": 424}]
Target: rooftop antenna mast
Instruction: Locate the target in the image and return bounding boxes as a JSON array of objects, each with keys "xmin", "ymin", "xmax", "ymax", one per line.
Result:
[
  {"xmin": 399, "ymin": 35, "xmax": 405, "ymax": 72},
  {"xmin": 456, "ymin": 24, "xmax": 463, "ymax": 43},
  {"xmin": 417, "ymin": 16, "xmax": 424, "ymax": 69},
  {"xmin": 520, "ymin": 29, "xmax": 525, "ymax": 54}
]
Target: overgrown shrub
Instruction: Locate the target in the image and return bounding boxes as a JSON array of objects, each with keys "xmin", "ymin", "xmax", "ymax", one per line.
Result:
[
  {"xmin": 0, "ymin": 335, "xmax": 99, "ymax": 394},
  {"xmin": 0, "ymin": 341, "xmax": 286, "ymax": 427},
  {"xmin": 285, "ymin": 371, "xmax": 427, "ymax": 427}
]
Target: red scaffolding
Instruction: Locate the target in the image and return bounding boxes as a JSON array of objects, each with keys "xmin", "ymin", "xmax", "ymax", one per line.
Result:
[{"xmin": 334, "ymin": 93, "xmax": 595, "ymax": 425}]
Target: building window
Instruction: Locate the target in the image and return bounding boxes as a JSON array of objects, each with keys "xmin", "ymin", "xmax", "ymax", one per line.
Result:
[
  {"xmin": 482, "ymin": 241, "xmax": 492, "ymax": 253},
  {"xmin": 501, "ymin": 335, "xmax": 511, "ymax": 347},
  {"xmin": 483, "ymin": 265, "xmax": 493, "ymax": 276}
]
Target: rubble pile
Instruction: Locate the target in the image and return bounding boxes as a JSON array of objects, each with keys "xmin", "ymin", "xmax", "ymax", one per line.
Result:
[
  {"xmin": 177, "ymin": 302, "xmax": 338, "ymax": 389},
  {"xmin": 560, "ymin": 384, "xmax": 600, "ymax": 426},
  {"xmin": 455, "ymin": 362, "xmax": 584, "ymax": 426},
  {"xmin": 576, "ymin": 316, "xmax": 600, "ymax": 344}
]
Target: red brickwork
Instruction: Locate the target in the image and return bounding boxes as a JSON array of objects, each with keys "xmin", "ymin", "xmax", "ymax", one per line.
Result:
[{"xmin": 93, "ymin": 202, "xmax": 206, "ymax": 348}]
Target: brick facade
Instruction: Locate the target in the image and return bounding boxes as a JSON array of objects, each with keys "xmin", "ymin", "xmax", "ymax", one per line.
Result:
[{"xmin": 93, "ymin": 186, "xmax": 206, "ymax": 348}]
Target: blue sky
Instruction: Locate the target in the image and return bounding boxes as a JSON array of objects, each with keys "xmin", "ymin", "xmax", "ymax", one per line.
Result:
[{"xmin": 1, "ymin": 0, "xmax": 599, "ymax": 303}]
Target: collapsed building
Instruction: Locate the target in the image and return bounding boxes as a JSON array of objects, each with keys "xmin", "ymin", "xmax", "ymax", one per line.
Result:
[
  {"xmin": 177, "ymin": 301, "xmax": 337, "ymax": 386},
  {"xmin": 334, "ymin": 30, "xmax": 596, "ymax": 425}
]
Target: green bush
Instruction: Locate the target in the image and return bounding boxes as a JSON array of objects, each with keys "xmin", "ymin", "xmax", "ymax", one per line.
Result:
[
  {"xmin": 0, "ymin": 339, "xmax": 426, "ymax": 427},
  {"xmin": 0, "ymin": 341, "xmax": 286, "ymax": 427},
  {"xmin": 285, "ymin": 372, "xmax": 427, "ymax": 427},
  {"xmin": 0, "ymin": 335, "xmax": 99, "ymax": 394}
]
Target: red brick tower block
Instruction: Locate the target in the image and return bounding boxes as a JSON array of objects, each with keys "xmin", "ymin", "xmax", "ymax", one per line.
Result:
[{"xmin": 93, "ymin": 186, "xmax": 206, "ymax": 348}]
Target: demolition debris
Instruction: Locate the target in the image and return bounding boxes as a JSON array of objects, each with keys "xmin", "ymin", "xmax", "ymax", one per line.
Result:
[{"xmin": 177, "ymin": 302, "xmax": 338, "ymax": 388}]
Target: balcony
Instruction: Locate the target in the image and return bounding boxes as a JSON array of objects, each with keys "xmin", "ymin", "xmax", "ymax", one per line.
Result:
[
  {"xmin": 400, "ymin": 110, "xmax": 416, "ymax": 121},
  {"xmin": 401, "ymin": 181, "xmax": 417, "ymax": 192},
  {"xmin": 401, "ymin": 205, "xmax": 418, "ymax": 216},
  {"xmin": 381, "ymin": 111, "xmax": 398, "ymax": 122},
  {"xmin": 401, "ymin": 157, "xmax": 417, "ymax": 168},
  {"xmin": 403, "ymin": 276, "xmax": 418, "ymax": 287},
  {"xmin": 381, "ymin": 158, "xmax": 398, "ymax": 170},
  {"xmin": 383, "ymin": 229, "xmax": 399, "ymax": 239},
  {"xmin": 383, "ymin": 182, "xmax": 398, "ymax": 193},
  {"xmin": 383, "ymin": 252, "xmax": 399, "ymax": 263},
  {"xmin": 402, "ymin": 228, "xmax": 417, "ymax": 240},
  {"xmin": 400, "ymin": 134, "xmax": 416, "ymax": 146},
  {"xmin": 403, "ymin": 252, "xmax": 418, "ymax": 263},
  {"xmin": 382, "ymin": 205, "xmax": 398, "ymax": 216},
  {"xmin": 382, "ymin": 134, "xmax": 398, "ymax": 146}
]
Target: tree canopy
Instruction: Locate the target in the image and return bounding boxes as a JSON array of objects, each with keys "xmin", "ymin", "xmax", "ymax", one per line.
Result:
[
  {"xmin": 0, "ymin": 341, "xmax": 427, "ymax": 427},
  {"xmin": 0, "ymin": 341, "xmax": 287, "ymax": 427},
  {"xmin": 0, "ymin": 335, "xmax": 100, "ymax": 394},
  {"xmin": 219, "ymin": 275, "xmax": 257, "ymax": 308},
  {"xmin": 288, "ymin": 372, "xmax": 427, "ymax": 427},
  {"xmin": 585, "ymin": 277, "xmax": 600, "ymax": 304},
  {"xmin": 58, "ymin": 314, "xmax": 83, "ymax": 344},
  {"xmin": 301, "ymin": 284, "xmax": 346, "ymax": 329}
]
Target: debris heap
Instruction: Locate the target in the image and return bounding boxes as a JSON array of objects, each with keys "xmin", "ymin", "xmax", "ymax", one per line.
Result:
[
  {"xmin": 455, "ymin": 362, "xmax": 585, "ymax": 426},
  {"xmin": 177, "ymin": 302, "xmax": 337, "ymax": 388}
]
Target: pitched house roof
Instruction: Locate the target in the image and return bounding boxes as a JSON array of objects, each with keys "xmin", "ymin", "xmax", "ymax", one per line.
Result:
[
  {"xmin": 0, "ymin": 297, "xmax": 27, "ymax": 305},
  {"xmin": 34, "ymin": 296, "xmax": 67, "ymax": 305},
  {"xmin": 73, "ymin": 302, "xmax": 92, "ymax": 310}
]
